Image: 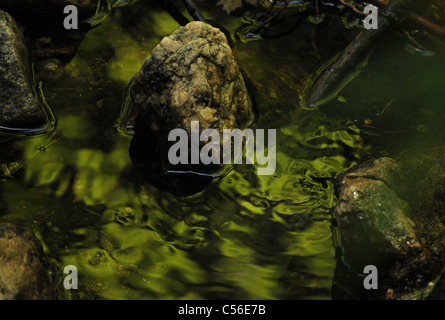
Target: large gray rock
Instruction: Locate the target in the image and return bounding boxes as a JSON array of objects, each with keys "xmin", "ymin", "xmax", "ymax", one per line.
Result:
[
  {"xmin": 0, "ymin": 10, "xmax": 46, "ymax": 129},
  {"xmin": 334, "ymin": 149, "xmax": 445, "ymax": 299},
  {"xmin": 0, "ymin": 223, "xmax": 58, "ymax": 300}
]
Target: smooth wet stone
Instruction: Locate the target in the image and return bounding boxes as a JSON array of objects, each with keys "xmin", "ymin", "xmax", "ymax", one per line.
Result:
[
  {"xmin": 0, "ymin": 10, "xmax": 46, "ymax": 129},
  {"xmin": 129, "ymin": 21, "xmax": 253, "ymax": 196},
  {"xmin": 0, "ymin": 223, "xmax": 58, "ymax": 300},
  {"xmin": 333, "ymin": 150, "xmax": 445, "ymax": 299}
]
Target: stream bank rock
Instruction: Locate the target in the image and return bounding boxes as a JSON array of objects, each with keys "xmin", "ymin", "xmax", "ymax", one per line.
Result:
[
  {"xmin": 333, "ymin": 147, "xmax": 445, "ymax": 299},
  {"xmin": 0, "ymin": 223, "xmax": 58, "ymax": 300},
  {"xmin": 129, "ymin": 21, "xmax": 253, "ymax": 196},
  {"xmin": 0, "ymin": 10, "xmax": 46, "ymax": 129}
]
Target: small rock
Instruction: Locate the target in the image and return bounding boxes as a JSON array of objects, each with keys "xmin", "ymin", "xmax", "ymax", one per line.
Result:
[
  {"xmin": 0, "ymin": 10, "xmax": 46, "ymax": 129},
  {"xmin": 0, "ymin": 223, "xmax": 58, "ymax": 300}
]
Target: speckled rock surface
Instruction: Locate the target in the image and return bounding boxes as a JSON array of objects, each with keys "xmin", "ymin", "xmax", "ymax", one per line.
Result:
[
  {"xmin": 0, "ymin": 223, "xmax": 58, "ymax": 300},
  {"xmin": 0, "ymin": 10, "xmax": 46, "ymax": 128}
]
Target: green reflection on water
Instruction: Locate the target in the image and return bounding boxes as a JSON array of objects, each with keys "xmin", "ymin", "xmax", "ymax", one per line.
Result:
[{"xmin": 1, "ymin": 0, "xmax": 443, "ymax": 300}]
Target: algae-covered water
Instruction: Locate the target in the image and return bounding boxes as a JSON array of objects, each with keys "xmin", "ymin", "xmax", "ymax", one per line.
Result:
[{"xmin": 1, "ymin": 0, "xmax": 445, "ymax": 299}]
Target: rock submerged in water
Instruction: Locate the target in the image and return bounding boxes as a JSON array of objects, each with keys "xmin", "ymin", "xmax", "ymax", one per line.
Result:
[
  {"xmin": 0, "ymin": 10, "xmax": 47, "ymax": 129},
  {"xmin": 333, "ymin": 148, "xmax": 445, "ymax": 299},
  {"xmin": 0, "ymin": 223, "xmax": 58, "ymax": 300},
  {"xmin": 129, "ymin": 21, "xmax": 253, "ymax": 196}
]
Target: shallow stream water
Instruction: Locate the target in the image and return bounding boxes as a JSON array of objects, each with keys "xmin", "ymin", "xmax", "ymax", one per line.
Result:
[{"xmin": 1, "ymin": 0, "xmax": 444, "ymax": 299}]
